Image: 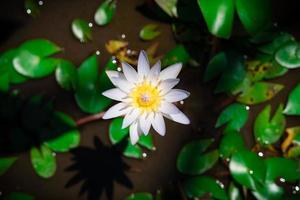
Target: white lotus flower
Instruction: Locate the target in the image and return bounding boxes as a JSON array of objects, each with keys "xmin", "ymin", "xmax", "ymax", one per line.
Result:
[{"xmin": 102, "ymin": 50, "xmax": 190, "ymax": 144}]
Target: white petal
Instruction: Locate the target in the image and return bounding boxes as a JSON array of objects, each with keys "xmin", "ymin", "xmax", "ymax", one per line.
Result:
[
  {"xmin": 160, "ymin": 63, "xmax": 182, "ymax": 80},
  {"xmin": 169, "ymin": 111, "xmax": 190, "ymax": 125},
  {"xmin": 159, "ymin": 78, "xmax": 180, "ymax": 95},
  {"xmin": 138, "ymin": 50, "xmax": 150, "ymax": 79},
  {"xmin": 159, "ymin": 102, "xmax": 181, "ymax": 115},
  {"xmin": 102, "ymin": 88, "xmax": 127, "ymax": 101},
  {"xmin": 121, "ymin": 62, "xmax": 138, "ymax": 83},
  {"xmin": 148, "ymin": 60, "xmax": 161, "ymax": 83},
  {"xmin": 106, "ymin": 70, "xmax": 121, "ymax": 86},
  {"xmin": 152, "ymin": 113, "xmax": 166, "ymax": 136},
  {"xmin": 122, "ymin": 109, "xmax": 141, "ymax": 128},
  {"xmin": 164, "ymin": 89, "xmax": 190, "ymax": 102},
  {"xmin": 102, "ymin": 103, "xmax": 128, "ymax": 119},
  {"xmin": 111, "ymin": 76, "xmax": 133, "ymax": 93},
  {"xmin": 129, "ymin": 122, "xmax": 140, "ymax": 144},
  {"xmin": 139, "ymin": 113, "xmax": 152, "ymax": 134}
]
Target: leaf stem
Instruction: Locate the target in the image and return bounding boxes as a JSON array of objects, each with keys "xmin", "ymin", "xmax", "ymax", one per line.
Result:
[{"xmin": 76, "ymin": 112, "xmax": 105, "ymax": 126}]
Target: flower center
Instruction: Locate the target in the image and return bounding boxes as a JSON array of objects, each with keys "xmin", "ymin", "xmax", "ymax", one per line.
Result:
[{"xmin": 130, "ymin": 81, "xmax": 161, "ymax": 111}]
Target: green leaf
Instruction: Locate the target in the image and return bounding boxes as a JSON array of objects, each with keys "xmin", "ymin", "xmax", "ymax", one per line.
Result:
[
  {"xmin": 0, "ymin": 157, "xmax": 18, "ymax": 176},
  {"xmin": 45, "ymin": 112, "xmax": 80, "ymax": 152},
  {"xmin": 24, "ymin": 0, "xmax": 40, "ymax": 18},
  {"xmin": 197, "ymin": 0, "xmax": 234, "ymax": 39},
  {"xmin": 140, "ymin": 24, "xmax": 161, "ymax": 41},
  {"xmin": 284, "ymin": 83, "xmax": 300, "ymax": 115},
  {"xmin": 4, "ymin": 192, "xmax": 34, "ymax": 200},
  {"xmin": 109, "ymin": 117, "xmax": 129, "ymax": 144},
  {"xmin": 97, "ymin": 57, "xmax": 118, "ymax": 91},
  {"xmin": 154, "ymin": 0, "xmax": 178, "ymax": 17},
  {"xmin": 288, "ymin": 146, "xmax": 300, "ymax": 158},
  {"xmin": 19, "ymin": 39, "xmax": 61, "ymax": 57},
  {"xmin": 125, "ymin": 192, "xmax": 153, "ymax": 200},
  {"xmin": 219, "ymin": 131, "xmax": 245, "ymax": 159},
  {"xmin": 275, "ymin": 41, "xmax": 300, "ymax": 69},
  {"xmin": 237, "ymin": 82, "xmax": 284, "ymax": 105},
  {"xmin": 265, "ymin": 157, "xmax": 300, "ymax": 182},
  {"xmin": 204, "ymin": 52, "xmax": 227, "ymax": 82},
  {"xmin": 138, "ymin": 134, "xmax": 155, "ymax": 150},
  {"xmin": 161, "ymin": 45, "xmax": 190, "ymax": 67},
  {"xmin": 0, "ymin": 49, "xmax": 27, "ymax": 84},
  {"xmin": 264, "ymin": 61, "xmax": 288, "ymax": 79},
  {"xmin": 55, "ymin": 59, "xmax": 77, "ymax": 90},
  {"xmin": 123, "ymin": 142, "xmax": 143, "ymax": 159},
  {"xmin": 228, "ymin": 182, "xmax": 242, "ymax": 200},
  {"xmin": 254, "ymin": 104, "xmax": 285, "ymax": 145},
  {"xmin": 252, "ymin": 181, "xmax": 284, "ymax": 200},
  {"xmin": 71, "ymin": 19, "xmax": 92, "ymax": 42},
  {"xmin": 183, "ymin": 176, "xmax": 228, "ymax": 200},
  {"xmin": 258, "ymin": 33, "xmax": 295, "ymax": 55},
  {"xmin": 229, "ymin": 150, "xmax": 266, "ymax": 190},
  {"xmin": 177, "ymin": 139, "xmax": 218, "ymax": 175},
  {"xmin": 94, "ymin": 0, "xmax": 116, "ymax": 26},
  {"xmin": 236, "ymin": 0, "xmax": 271, "ymax": 34},
  {"xmin": 0, "ymin": 69, "xmax": 9, "ymax": 91},
  {"xmin": 215, "ymin": 103, "xmax": 249, "ymax": 131},
  {"xmin": 30, "ymin": 145, "xmax": 56, "ymax": 178}
]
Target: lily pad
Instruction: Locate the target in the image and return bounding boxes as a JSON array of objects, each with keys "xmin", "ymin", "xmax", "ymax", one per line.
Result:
[
  {"xmin": 177, "ymin": 139, "xmax": 218, "ymax": 175},
  {"xmin": 252, "ymin": 181, "xmax": 284, "ymax": 200},
  {"xmin": 204, "ymin": 52, "xmax": 227, "ymax": 82},
  {"xmin": 259, "ymin": 32, "xmax": 295, "ymax": 55},
  {"xmin": 4, "ymin": 192, "xmax": 34, "ymax": 200},
  {"xmin": 125, "ymin": 192, "xmax": 153, "ymax": 200},
  {"xmin": 140, "ymin": 24, "xmax": 161, "ymax": 41},
  {"xmin": 55, "ymin": 59, "xmax": 77, "ymax": 90},
  {"xmin": 237, "ymin": 82, "xmax": 284, "ymax": 105},
  {"xmin": 275, "ymin": 41, "xmax": 300, "ymax": 69},
  {"xmin": 283, "ymin": 83, "xmax": 300, "ymax": 115},
  {"xmin": 94, "ymin": 0, "xmax": 116, "ymax": 26},
  {"xmin": 219, "ymin": 131, "xmax": 245, "ymax": 159},
  {"xmin": 228, "ymin": 182, "xmax": 242, "ymax": 200},
  {"xmin": 154, "ymin": 0, "xmax": 178, "ymax": 17},
  {"xmin": 109, "ymin": 117, "xmax": 130, "ymax": 144},
  {"xmin": 71, "ymin": 19, "xmax": 92, "ymax": 42},
  {"xmin": 30, "ymin": 144, "xmax": 56, "ymax": 178},
  {"xmin": 0, "ymin": 157, "xmax": 18, "ymax": 176},
  {"xmin": 254, "ymin": 104, "xmax": 286, "ymax": 145},
  {"xmin": 215, "ymin": 103, "xmax": 249, "ymax": 131},
  {"xmin": 161, "ymin": 45, "xmax": 190, "ymax": 67},
  {"xmin": 0, "ymin": 69, "xmax": 9, "ymax": 91},
  {"xmin": 229, "ymin": 150, "xmax": 266, "ymax": 190},
  {"xmin": 183, "ymin": 176, "xmax": 228, "ymax": 200}
]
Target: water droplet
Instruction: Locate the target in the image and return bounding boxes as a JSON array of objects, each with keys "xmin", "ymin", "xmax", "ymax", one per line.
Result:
[
  {"xmin": 258, "ymin": 152, "xmax": 264, "ymax": 157},
  {"xmin": 152, "ymin": 147, "xmax": 156, "ymax": 151},
  {"xmin": 95, "ymin": 50, "xmax": 100, "ymax": 55},
  {"xmin": 88, "ymin": 22, "xmax": 93, "ymax": 28},
  {"xmin": 112, "ymin": 59, "xmax": 117, "ymax": 64},
  {"xmin": 26, "ymin": 9, "xmax": 32, "ymax": 14},
  {"xmin": 295, "ymin": 186, "xmax": 300, "ymax": 191},
  {"xmin": 121, "ymin": 34, "xmax": 126, "ymax": 39},
  {"xmin": 180, "ymin": 100, "xmax": 184, "ymax": 105},
  {"xmin": 117, "ymin": 67, "xmax": 122, "ymax": 72},
  {"xmin": 38, "ymin": 0, "xmax": 44, "ymax": 5},
  {"xmin": 142, "ymin": 153, "xmax": 147, "ymax": 158},
  {"xmin": 52, "ymin": 152, "xmax": 56, "ymax": 157},
  {"xmin": 126, "ymin": 49, "xmax": 132, "ymax": 55},
  {"xmin": 265, "ymin": 141, "xmax": 269, "ymax": 145},
  {"xmin": 226, "ymin": 158, "xmax": 230, "ymax": 162},
  {"xmin": 257, "ymin": 137, "xmax": 261, "ymax": 141},
  {"xmin": 279, "ymin": 178, "xmax": 285, "ymax": 183},
  {"xmin": 273, "ymin": 22, "xmax": 278, "ymax": 27},
  {"xmin": 246, "ymin": 106, "xmax": 250, "ymax": 110},
  {"xmin": 0, "ymin": 191, "xmax": 2, "ymax": 196},
  {"xmin": 243, "ymin": 55, "xmax": 248, "ymax": 59},
  {"xmin": 216, "ymin": 180, "xmax": 224, "ymax": 188},
  {"xmin": 249, "ymin": 170, "xmax": 253, "ymax": 174},
  {"xmin": 220, "ymin": 154, "xmax": 223, "ymax": 158}
]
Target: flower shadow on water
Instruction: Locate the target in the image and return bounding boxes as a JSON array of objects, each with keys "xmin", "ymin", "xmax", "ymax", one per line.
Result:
[{"xmin": 65, "ymin": 136, "xmax": 133, "ymax": 200}]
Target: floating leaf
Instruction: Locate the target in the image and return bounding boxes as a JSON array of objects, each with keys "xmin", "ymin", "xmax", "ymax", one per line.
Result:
[
  {"xmin": 123, "ymin": 142, "xmax": 143, "ymax": 159},
  {"xmin": 0, "ymin": 68, "xmax": 9, "ymax": 91},
  {"xmin": 71, "ymin": 19, "xmax": 92, "ymax": 42},
  {"xmin": 283, "ymin": 83, "xmax": 300, "ymax": 115},
  {"xmin": 45, "ymin": 112, "xmax": 80, "ymax": 152},
  {"xmin": 236, "ymin": 0, "xmax": 271, "ymax": 34},
  {"xmin": 183, "ymin": 176, "xmax": 228, "ymax": 200},
  {"xmin": 161, "ymin": 45, "xmax": 190, "ymax": 67},
  {"xmin": 55, "ymin": 60, "xmax": 77, "ymax": 90},
  {"xmin": 154, "ymin": 0, "xmax": 178, "ymax": 17},
  {"xmin": 252, "ymin": 181, "xmax": 283, "ymax": 200},
  {"xmin": 204, "ymin": 52, "xmax": 227, "ymax": 82},
  {"xmin": 177, "ymin": 139, "xmax": 218, "ymax": 175},
  {"xmin": 105, "ymin": 40, "xmax": 128, "ymax": 54},
  {"xmin": 0, "ymin": 157, "xmax": 18, "ymax": 176},
  {"xmin": 24, "ymin": 0, "xmax": 40, "ymax": 17},
  {"xmin": 215, "ymin": 103, "xmax": 249, "ymax": 131},
  {"xmin": 109, "ymin": 117, "xmax": 129, "ymax": 144},
  {"xmin": 237, "ymin": 82, "xmax": 284, "ymax": 105},
  {"xmin": 4, "ymin": 192, "xmax": 34, "ymax": 200},
  {"xmin": 228, "ymin": 182, "xmax": 242, "ymax": 200},
  {"xmin": 254, "ymin": 104, "xmax": 285, "ymax": 145},
  {"xmin": 125, "ymin": 192, "xmax": 153, "ymax": 200},
  {"xmin": 140, "ymin": 24, "xmax": 161, "ymax": 41},
  {"xmin": 229, "ymin": 150, "xmax": 266, "ymax": 190},
  {"xmin": 94, "ymin": 0, "xmax": 116, "ymax": 26},
  {"xmin": 30, "ymin": 144, "xmax": 56, "ymax": 178},
  {"xmin": 138, "ymin": 134, "xmax": 155, "ymax": 150},
  {"xmin": 275, "ymin": 41, "xmax": 300, "ymax": 69},
  {"xmin": 287, "ymin": 146, "xmax": 300, "ymax": 158},
  {"xmin": 259, "ymin": 33, "xmax": 295, "ymax": 55},
  {"xmin": 219, "ymin": 131, "xmax": 245, "ymax": 159},
  {"xmin": 197, "ymin": 0, "xmax": 234, "ymax": 38},
  {"xmin": 264, "ymin": 61, "xmax": 288, "ymax": 79}
]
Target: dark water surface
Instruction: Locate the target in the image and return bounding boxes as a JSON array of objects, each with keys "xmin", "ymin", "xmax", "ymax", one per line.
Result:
[{"xmin": 0, "ymin": 0, "xmax": 300, "ymax": 200}]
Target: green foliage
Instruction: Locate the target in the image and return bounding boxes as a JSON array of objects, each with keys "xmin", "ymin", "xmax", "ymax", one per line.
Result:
[
  {"xmin": 161, "ymin": 45, "xmax": 190, "ymax": 67},
  {"xmin": 254, "ymin": 104, "xmax": 285, "ymax": 145},
  {"xmin": 94, "ymin": 0, "xmax": 116, "ymax": 26},
  {"xmin": 154, "ymin": 0, "xmax": 178, "ymax": 17},
  {"xmin": 4, "ymin": 192, "xmax": 34, "ymax": 200},
  {"xmin": 275, "ymin": 41, "xmax": 300, "ymax": 69},
  {"xmin": 284, "ymin": 83, "xmax": 300, "ymax": 115},
  {"xmin": 177, "ymin": 139, "xmax": 218, "ymax": 175},
  {"xmin": 0, "ymin": 157, "xmax": 18, "ymax": 176},
  {"xmin": 258, "ymin": 33, "xmax": 295, "ymax": 55},
  {"xmin": 71, "ymin": 19, "xmax": 92, "ymax": 42},
  {"xmin": 215, "ymin": 103, "xmax": 249, "ymax": 131},
  {"xmin": 228, "ymin": 182, "xmax": 242, "ymax": 200},
  {"xmin": 183, "ymin": 176, "xmax": 228, "ymax": 199},
  {"xmin": 219, "ymin": 131, "xmax": 245, "ymax": 159},
  {"xmin": 30, "ymin": 144, "xmax": 56, "ymax": 178},
  {"xmin": 140, "ymin": 24, "xmax": 161, "ymax": 41},
  {"xmin": 125, "ymin": 193, "xmax": 153, "ymax": 200},
  {"xmin": 204, "ymin": 52, "xmax": 227, "ymax": 82},
  {"xmin": 55, "ymin": 59, "xmax": 77, "ymax": 90}
]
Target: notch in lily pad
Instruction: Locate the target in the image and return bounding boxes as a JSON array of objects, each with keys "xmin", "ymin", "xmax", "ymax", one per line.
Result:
[
  {"xmin": 140, "ymin": 24, "xmax": 161, "ymax": 41},
  {"xmin": 283, "ymin": 83, "xmax": 300, "ymax": 115}
]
